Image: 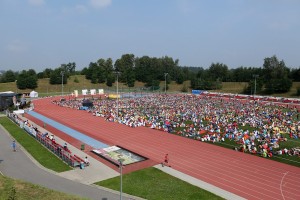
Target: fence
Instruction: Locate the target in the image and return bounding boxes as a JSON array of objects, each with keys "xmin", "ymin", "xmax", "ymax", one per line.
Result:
[{"xmin": 6, "ymin": 111, "xmax": 82, "ymax": 168}]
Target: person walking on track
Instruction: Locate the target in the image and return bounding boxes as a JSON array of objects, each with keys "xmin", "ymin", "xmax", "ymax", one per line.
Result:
[{"xmin": 162, "ymin": 153, "xmax": 171, "ymax": 167}]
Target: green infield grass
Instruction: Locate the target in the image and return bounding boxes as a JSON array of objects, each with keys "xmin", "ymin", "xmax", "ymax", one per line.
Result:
[{"xmin": 96, "ymin": 167, "xmax": 224, "ymax": 200}]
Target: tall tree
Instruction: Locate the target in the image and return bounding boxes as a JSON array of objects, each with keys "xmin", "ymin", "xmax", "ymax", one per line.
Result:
[
  {"xmin": 96, "ymin": 58, "xmax": 106, "ymax": 83},
  {"xmin": 49, "ymin": 68, "xmax": 68, "ymax": 85},
  {"xmin": 103, "ymin": 58, "xmax": 114, "ymax": 83},
  {"xmin": 263, "ymin": 55, "xmax": 292, "ymax": 93},
  {"xmin": 208, "ymin": 63, "xmax": 228, "ymax": 81},
  {"xmin": 114, "ymin": 54, "xmax": 135, "ymax": 87},
  {"xmin": 16, "ymin": 69, "xmax": 38, "ymax": 89},
  {"xmin": 263, "ymin": 55, "xmax": 289, "ymax": 80},
  {"xmin": 0, "ymin": 70, "xmax": 17, "ymax": 83},
  {"xmin": 290, "ymin": 67, "xmax": 300, "ymax": 81}
]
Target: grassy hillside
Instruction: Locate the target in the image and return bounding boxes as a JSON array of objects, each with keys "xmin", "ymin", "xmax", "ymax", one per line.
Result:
[
  {"xmin": 0, "ymin": 75, "xmax": 299, "ymax": 98},
  {"xmin": 0, "ymin": 175, "xmax": 87, "ymax": 200}
]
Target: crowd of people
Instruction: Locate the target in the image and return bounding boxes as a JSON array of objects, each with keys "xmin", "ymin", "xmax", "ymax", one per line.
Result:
[{"xmin": 54, "ymin": 94, "xmax": 300, "ymax": 158}]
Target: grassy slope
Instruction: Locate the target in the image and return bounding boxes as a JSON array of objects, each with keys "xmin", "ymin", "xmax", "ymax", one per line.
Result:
[
  {"xmin": 0, "ymin": 175, "xmax": 87, "ymax": 200},
  {"xmin": 1, "ymin": 75, "xmax": 299, "ymax": 97}
]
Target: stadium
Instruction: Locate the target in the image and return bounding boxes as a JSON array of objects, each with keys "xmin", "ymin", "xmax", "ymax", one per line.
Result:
[{"xmin": 1, "ymin": 89, "xmax": 300, "ymax": 199}]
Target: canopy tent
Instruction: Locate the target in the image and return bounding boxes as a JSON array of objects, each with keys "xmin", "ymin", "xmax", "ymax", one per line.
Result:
[{"xmin": 29, "ymin": 90, "xmax": 38, "ymax": 98}]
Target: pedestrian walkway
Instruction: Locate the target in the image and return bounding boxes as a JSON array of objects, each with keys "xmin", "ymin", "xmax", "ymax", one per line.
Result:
[{"xmin": 16, "ymin": 114, "xmax": 246, "ymax": 200}]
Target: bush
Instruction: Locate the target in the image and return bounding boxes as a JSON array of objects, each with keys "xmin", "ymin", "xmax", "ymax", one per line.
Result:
[
  {"xmin": 181, "ymin": 83, "xmax": 188, "ymax": 92},
  {"xmin": 74, "ymin": 76, "xmax": 79, "ymax": 83}
]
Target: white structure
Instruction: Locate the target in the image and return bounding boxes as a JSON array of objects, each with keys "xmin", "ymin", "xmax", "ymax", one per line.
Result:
[
  {"xmin": 74, "ymin": 90, "xmax": 78, "ymax": 97},
  {"xmin": 29, "ymin": 90, "xmax": 38, "ymax": 98},
  {"xmin": 98, "ymin": 89, "xmax": 104, "ymax": 94},
  {"xmin": 82, "ymin": 89, "xmax": 88, "ymax": 95},
  {"xmin": 90, "ymin": 89, "xmax": 96, "ymax": 95}
]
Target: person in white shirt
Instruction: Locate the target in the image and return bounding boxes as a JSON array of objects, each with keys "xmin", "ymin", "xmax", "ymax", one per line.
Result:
[{"xmin": 84, "ymin": 156, "xmax": 90, "ymax": 166}]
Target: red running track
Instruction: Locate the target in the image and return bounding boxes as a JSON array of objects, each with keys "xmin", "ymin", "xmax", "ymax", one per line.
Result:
[{"xmin": 30, "ymin": 97, "xmax": 300, "ymax": 200}]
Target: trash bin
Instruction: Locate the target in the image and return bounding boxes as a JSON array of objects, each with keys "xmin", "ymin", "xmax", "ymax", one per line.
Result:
[{"xmin": 81, "ymin": 144, "xmax": 85, "ymax": 150}]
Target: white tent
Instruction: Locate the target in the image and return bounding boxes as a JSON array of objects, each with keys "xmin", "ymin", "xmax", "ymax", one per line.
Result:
[
  {"xmin": 29, "ymin": 90, "xmax": 38, "ymax": 98},
  {"xmin": 13, "ymin": 109, "xmax": 24, "ymax": 114}
]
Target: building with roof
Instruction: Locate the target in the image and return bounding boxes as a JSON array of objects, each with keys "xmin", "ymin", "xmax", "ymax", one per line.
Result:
[{"xmin": 0, "ymin": 91, "xmax": 17, "ymax": 111}]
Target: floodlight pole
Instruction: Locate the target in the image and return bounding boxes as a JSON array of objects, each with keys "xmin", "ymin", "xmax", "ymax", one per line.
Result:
[
  {"xmin": 61, "ymin": 71, "xmax": 64, "ymax": 96},
  {"xmin": 114, "ymin": 71, "xmax": 121, "ymax": 120},
  {"xmin": 164, "ymin": 73, "xmax": 168, "ymax": 95},
  {"xmin": 15, "ymin": 80, "xmax": 18, "ymax": 94},
  {"xmin": 253, "ymin": 74, "xmax": 259, "ymax": 99},
  {"xmin": 118, "ymin": 158, "xmax": 125, "ymax": 200},
  {"xmin": 164, "ymin": 73, "xmax": 168, "ymax": 120}
]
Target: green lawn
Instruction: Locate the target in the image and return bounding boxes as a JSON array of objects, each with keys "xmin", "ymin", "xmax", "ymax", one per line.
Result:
[
  {"xmin": 96, "ymin": 167, "xmax": 223, "ymax": 200},
  {"xmin": 0, "ymin": 117, "xmax": 71, "ymax": 172},
  {"xmin": 0, "ymin": 175, "xmax": 87, "ymax": 200}
]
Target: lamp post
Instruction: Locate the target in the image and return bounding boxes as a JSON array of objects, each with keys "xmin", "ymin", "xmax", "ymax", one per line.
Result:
[
  {"xmin": 164, "ymin": 73, "xmax": 168, "ymax": 95},
  {"xmin": 114, "ymin": 71, "xmax": 121, "ymax": 120},
  {"xmin": 15, "ymin": 80, "xmax": 18, "ymax": 94},
  {"xmin": 253, "ymin": 74, "xmax": 259, "ymax": 99},
  {"xmin": 164, "ymin": 73, "xmax": 168, "ymax": 121},
  {"xmin": 60, "ymin": 71, "xmax": 64, "ymax": 96},
  {"xmin": 118, "ymin": 158, "xmax": 125, "ymax": 200}
]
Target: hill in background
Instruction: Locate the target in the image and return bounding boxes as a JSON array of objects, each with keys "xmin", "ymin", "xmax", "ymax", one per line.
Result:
[{"xmin": 0, "ymin": 75, "xmax": 299, "ymax": 98}]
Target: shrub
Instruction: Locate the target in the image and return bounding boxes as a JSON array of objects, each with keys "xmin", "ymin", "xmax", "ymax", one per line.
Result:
[{"xmin": 74, "ymin": 76, "xmax": 79, "ymax": 83}]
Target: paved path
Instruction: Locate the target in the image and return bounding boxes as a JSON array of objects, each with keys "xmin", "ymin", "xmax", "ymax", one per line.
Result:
[{"xmin": 0, "ymin": 123, "xmax": 142, "ymax": 200}]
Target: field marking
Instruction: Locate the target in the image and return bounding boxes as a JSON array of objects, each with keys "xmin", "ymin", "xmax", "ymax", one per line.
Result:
[{"xmin": 280, "ymin": 171, "xmax": 289, "ymax": 200}]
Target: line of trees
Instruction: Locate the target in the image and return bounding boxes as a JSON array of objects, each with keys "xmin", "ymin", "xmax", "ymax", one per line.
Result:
[
  {"xmin": 0, "ymin": 54, "xmax": 299, "ymax": 95},
  {"xmin": 191, "ymin": 55, "xmax": 297, "ymax": 94}
]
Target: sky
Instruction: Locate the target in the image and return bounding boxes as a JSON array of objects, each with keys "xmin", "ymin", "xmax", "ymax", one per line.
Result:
[{"xmin": 1, "ymin": 0, "xmax": 300, "ymax": 72}]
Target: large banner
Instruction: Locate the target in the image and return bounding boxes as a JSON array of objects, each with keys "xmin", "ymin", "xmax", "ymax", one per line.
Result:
[
  {"xmin": 92, "ymin": 146, "xmax": 146, "ymax": 166},
  {"xmin": 192, "ymin": 90, "xmax": 203, "ymax": 95},
  {"xmin": 108, "ymin": 94, "xmax": 120, "ymax": 99}
]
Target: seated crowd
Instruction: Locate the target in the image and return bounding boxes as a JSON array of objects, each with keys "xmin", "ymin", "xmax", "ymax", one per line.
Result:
[{"xmin": 53, "ymin": 94, "xmax": 300, "ymax": 158}]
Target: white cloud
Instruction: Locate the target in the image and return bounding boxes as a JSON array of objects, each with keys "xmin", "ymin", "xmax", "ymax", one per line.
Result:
[
  {"xmin": 7, "ymin": 40, "xmax": 28, "ymax": 53},
  {"xmin": 28, "ymin": 0, "xmax": 45, "ymax": 6},
  {"xmin": 90, "ymin": 0, "xmax": 112, "ymax": 8}
]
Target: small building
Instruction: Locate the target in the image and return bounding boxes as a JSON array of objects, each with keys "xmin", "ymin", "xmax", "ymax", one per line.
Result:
[{"xmin": 0, "ymin": 91, "xmax": 17, "ymax": 111}]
